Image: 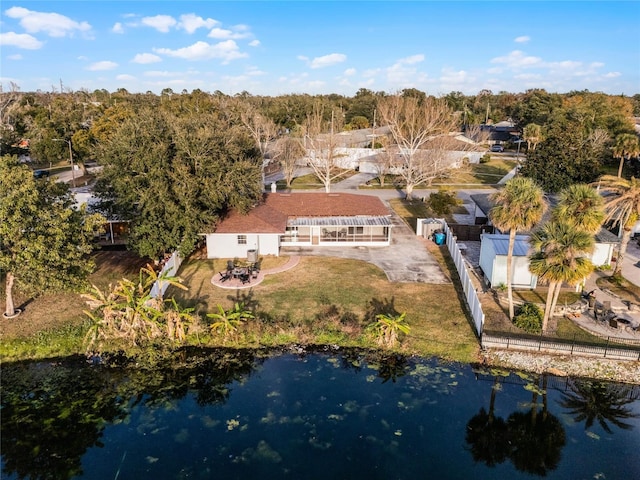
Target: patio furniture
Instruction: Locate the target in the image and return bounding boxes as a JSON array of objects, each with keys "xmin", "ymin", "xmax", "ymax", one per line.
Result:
[
  {"xmin": 219, "ymin": 271, "xmax": 231, "ymax": 282},
  {"xmin": 609, "ymin": 318, "xmax": 618, "ymax": 329}
]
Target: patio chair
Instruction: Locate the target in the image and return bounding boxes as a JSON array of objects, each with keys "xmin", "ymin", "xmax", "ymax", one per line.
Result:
[
  {"xmin": 219, "ymin": 271, "xmax": 231, "ymax": 283},
  {"xmin": 609, "ymin": 318, "xmax": 618, "ymax": 329},
  {"xmin": 240, "ymin": 273, "xmax": 251, "ymax": 284},
  {"xmin": 226, "ymin": 260, "xmax": 235, "ymax": 272}
]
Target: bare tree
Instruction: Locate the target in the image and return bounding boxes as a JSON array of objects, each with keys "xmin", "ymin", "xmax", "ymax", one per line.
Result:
[
  {"xmin": 377, "ymin": 94, "xmax": 459, "ymax": 198},
  {"xmin": 240, "ymin": 103, "xmax": 279, "ymax": 185},
  {"xmin": 271, "ymin": 136, "xmax": 305, "ymax": 187},
  {"xmin": 370, "ymin": 135, "xmax": 398, "ymax": 187},
  {"xmin": 463, "ymin": 124, "xmax": 491, "ymax": 145},
  {"xmin": 303, "ymin": 103, "xmax": 346, "ymax": 193}
]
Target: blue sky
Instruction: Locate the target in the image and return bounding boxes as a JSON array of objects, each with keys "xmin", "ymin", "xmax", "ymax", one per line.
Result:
[{"xmin": 1, "ymin": 1, "xmax": 639, "ymax": 96}]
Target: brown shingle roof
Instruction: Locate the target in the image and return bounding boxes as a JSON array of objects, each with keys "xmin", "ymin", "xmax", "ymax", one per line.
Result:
[{"xmin": 214, "ymin": 193, "xmax": 390, "ymax": 234}]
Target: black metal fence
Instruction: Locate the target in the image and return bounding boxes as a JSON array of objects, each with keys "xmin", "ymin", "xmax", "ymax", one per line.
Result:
[{"xmin": 482, "ymin": 329, "xmax": 640, "ymax": 361}]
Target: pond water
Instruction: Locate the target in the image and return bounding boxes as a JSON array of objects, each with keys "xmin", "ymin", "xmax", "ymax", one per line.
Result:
[{"xmin": 2, "ymin": 348, "xmax": 640, "ymax": 480}]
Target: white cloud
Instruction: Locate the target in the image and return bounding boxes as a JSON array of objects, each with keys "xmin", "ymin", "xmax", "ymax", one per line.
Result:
[
  {"xmin": 386, "ymin": 55, "xmax": 428, "ymax": 87},
  {"xmin": 246, "ymin": 66, "xmax": 265, "ymax": 76},
  {"xmin": 439, "ymin": 67, "xmax": 470, "ymax": 84},
  {"xmin": 8, "ymin": 54, "xmax": 23, "ymax": 60},
  {"xmin": 491, "ymin": 50, "xmax": 542, "ymax": 68},
  {"xmin": 144, "ymin": 70, "xmax": 182, "ymax": 78},
  {"xmin": 5, "ymin": 6, "xmax": 91, "ymax": 38},
  {"xmin": 397, "ymin": 54, "xmax": 424, "ymax": 65},
  {"xmin": 309, "ymin": 53, "xmax": 347, "ymax": 69},
  {"xmin": 514, "ymin": 73, "xmax": 542, "ymax": 80},
  {"xmin": 112, "ymin": 22, "xmax": 124, "ymax": 34},
  {"xmin": 87, "ymin": 61, "xmax": 118, "ymax": 71},
  {"xmin": 207, "ymin": 27, "xmax": 249, "ymax": 40},
  {"xmin": 154, "ymin": 40, "xmax": 247, "ymax": 63},
  {"xmin": 132, "ymin": 53, "xmax": 162, "ymax": 64},
  {"xmin": 514, "ymin": 36, "xmax": 530, "ymax": 43},
  {"xmin": 249, "ymin": 40, "xmax": 260, "ymax": 47},
  {"xmin": 141, "ymin": 15, "xmax": 177, "ymax": 33},
  {"xmin": 344, "ymin": 68, "xmax": 356, "ymax": 76},
  {"xmin": 604, "ymin": 71, "xmax": 621, "ymax": 78},
  {"xmin": 178, "ymin": 13, "xmax": 218, "ymax": 34},
  {"xmin": 116, "ymin": 74, "xmax": 136, "ymax": 81},
  {"xmin": 0, "ymin": 31, "xmax": 44, "ymax": 49}
]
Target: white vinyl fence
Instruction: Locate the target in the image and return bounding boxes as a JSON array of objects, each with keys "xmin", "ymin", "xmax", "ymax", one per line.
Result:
[
  {"xmin": 150, "ymin": 251, "xmax": 183, "ymax": 299},
  {"xmin": 442, "ymin": 221, "xmax": 485, "ymax": 337}
]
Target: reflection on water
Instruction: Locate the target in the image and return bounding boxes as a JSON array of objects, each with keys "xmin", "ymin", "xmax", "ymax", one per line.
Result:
[{"xmin": 1, "ymin": 348, "xmax": 639, "ymax": 479}]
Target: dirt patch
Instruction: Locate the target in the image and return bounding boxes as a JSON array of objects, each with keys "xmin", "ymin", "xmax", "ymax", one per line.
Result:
[{"xmin": 0, "ymin": 250, "xmax": 149, "ymax": 340}]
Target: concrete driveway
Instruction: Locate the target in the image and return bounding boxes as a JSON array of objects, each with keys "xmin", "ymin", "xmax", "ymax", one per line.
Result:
[{"xmin": 281, "ymin": 204, "xmax": 450, "ymax": 284}]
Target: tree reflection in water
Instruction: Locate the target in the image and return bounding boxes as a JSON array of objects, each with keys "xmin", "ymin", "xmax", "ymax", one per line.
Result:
[
  {"xmin": 558, "ymin": 378, "xmax": 640, "ymax": 434},
  {"xmin": 0, "ymin": 349, "xmax": 257, "ymax": 480},
  {"xmin": 2, "ymin": 350, "xmax": 639, "ymax": 480}
]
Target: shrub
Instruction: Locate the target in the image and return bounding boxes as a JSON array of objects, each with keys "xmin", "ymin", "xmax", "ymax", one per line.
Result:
[
  {"xmin": 480, "ymin": 153, "xmax": 491, "ymax": 164},
  {"xmin": 427, "ymin": 190, "xmax": 461, "ymax": 216},
  {"xmin": 513, "ymin": 302, "xmax": 543, "ymax": 334}
]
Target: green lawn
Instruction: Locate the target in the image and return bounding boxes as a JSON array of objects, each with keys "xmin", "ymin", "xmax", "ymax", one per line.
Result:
[{"xmin": 170, "ymin": 254, "xmax": 479, "ymax": 363}]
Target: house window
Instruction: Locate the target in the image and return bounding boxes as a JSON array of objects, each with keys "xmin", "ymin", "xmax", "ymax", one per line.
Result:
[
  {"xmin": 237, "ymin": 235, "xmax": 247, "ymax": 245},
  {"xmin": 348, "ymin": 226, "xmax": 364, "ymax": 235}
]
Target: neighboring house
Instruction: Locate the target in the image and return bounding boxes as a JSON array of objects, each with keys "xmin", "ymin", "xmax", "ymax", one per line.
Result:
[
  {"xmin": 203, "ymin": 193, "xmax": 393, "ymax": 259},
  {"xmin": 471, "ymin": 192, "xmax": 618, "ymax": 268},
  {"xmin": 463, "ymin": 121, "xmax": 521, "ymax": 146},
  {"xmin": 472, "ymin": 193, "xmax": 619, "ymax": 288},
  {"xmin": 479, "ymin": 234, "xmax": 538, "ymax": 289},
  {"xmin": 74, "ymin": 190, "xmax": 129, "ymax": 246}
]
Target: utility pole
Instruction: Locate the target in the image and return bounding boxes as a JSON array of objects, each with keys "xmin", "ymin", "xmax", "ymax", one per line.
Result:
[{"xmin": 54, "ymin": 138, "xmax": 75, "ymax": 187}]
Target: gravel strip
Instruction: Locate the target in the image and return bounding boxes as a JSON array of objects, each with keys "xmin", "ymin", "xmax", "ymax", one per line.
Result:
[{"xmin": 483, "ymin": 349, "xmax": 640, "ymax": 384}]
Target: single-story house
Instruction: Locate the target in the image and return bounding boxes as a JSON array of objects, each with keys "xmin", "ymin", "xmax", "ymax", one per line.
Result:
[
  {"xmin": 471, "ymin": 193, "xmax": 619, "ymax": 268},
  {"xmin": 479, "ymin": 234, "xmax": 538, "ymax": 289},
  {"xmin": 203, "ymin": 193, "xmax": 393, "ymax": 259}
]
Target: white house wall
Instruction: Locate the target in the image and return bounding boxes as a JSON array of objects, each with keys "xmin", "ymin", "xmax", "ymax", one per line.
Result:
[
  {"xmin": 492, "ymin": 255, "xmax": 537, "ymax": 288},
  {"xmin": 591, "ymin": 243, "xmax": 615, "ymax": 267},
  {"xmin": 478, "ymin": 237, "xmax": 496, "ymax": 285},
  {"xmin": 205, "ymin": 233, "xmax": 280, "ymax": 259}
]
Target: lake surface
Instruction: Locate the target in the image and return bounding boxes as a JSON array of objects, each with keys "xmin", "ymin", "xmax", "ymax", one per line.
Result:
[{"xmin": 2, "ymin": 348, "xmax": 640, "ymax": 479}]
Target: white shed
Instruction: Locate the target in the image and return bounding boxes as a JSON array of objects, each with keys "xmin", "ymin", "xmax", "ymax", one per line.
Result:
[{"xmin": 479, "ymin": 234, "xmax": 537, "ymax": 289}]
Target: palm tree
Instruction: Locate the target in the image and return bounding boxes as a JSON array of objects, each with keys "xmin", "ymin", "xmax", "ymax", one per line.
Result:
[
  {"xmin": 612, "ymin": 133, "xmax": 640, "ymax": 178},
  {"xmin": 490, "ymin": 177, "xmax": 548, "ymax": 320},
  {"xmin": 522, "ymin": 123, "xmax": 543, "ymax": 151},
  {"xmin": 367, "ymin": 312, "xmax": 410, "ymax": 348},
  {"xmin": 554, "ymin": 184, "xmax": 605, "ymax": 234},
  {"xmin": 529, "ymin": 221, "xmax": 595, "ymax": 332},
  {"xmin": 595, "ymin": 175, "xmax": 640, "ymax": 276}
]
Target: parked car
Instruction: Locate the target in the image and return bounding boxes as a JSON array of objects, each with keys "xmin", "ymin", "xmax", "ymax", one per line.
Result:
[
  {"xmin": 33, "ymin": 169, "xmax": 50, "ymax": 178},
  {"xmin": 490, "ymin": 144, "xmax": 504, "ymax": 153}
]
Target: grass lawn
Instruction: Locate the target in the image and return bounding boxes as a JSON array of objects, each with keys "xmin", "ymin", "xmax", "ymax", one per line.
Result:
[
  {"xmin": 170, "ymin": 254, "xmax": 479, "ymax": 363},
  {"xmin": 275, "ymin": 169, "xmax": 357, "ymax": 190},
  {"xmin": 435, "ymin": 158, "xmax": 517, "ymax": 186}
]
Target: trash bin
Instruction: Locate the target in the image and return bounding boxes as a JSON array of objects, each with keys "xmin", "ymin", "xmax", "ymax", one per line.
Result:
[
  {"xmin": 247, "ymin": 249, "xmax": 258, "ymax": 263},
  {"xmin": 434, "ymin": 232, "xmax": 446, "ymax": 245}
]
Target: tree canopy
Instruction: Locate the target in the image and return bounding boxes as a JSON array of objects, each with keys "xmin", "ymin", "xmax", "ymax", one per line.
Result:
[
  {"xmin": 0, "ymin": 155, "xmax": 105, "ymax": 317},
  {"xmin": 94, "ymin": 102, "xmax": 263, "ymax": 259}
]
